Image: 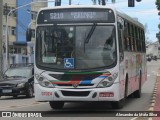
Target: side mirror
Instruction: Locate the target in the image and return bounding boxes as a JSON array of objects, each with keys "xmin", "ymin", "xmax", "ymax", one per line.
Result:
[
  {"xmin": 2, "ymin": 72, "xmax": 7, "ymax": 78},
  {"xmin": 118, "ymin": 22, "xmax": 124, "ymax": 30},
  {"xmin": 120, "ymin": 53, "xmax": 124, "ymax": 62},
  {"xmin": 26, "ymin": 28, "xmax": 32, "ymax": 42}
]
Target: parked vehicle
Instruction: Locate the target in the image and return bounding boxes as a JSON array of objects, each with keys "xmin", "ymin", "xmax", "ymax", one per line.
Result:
[
  {"xmin": 0, "ymin": 64, "xmax": 34, "ymax": 98},
  {"xmin": 147, "ymin": 56, "xmax": 151, "ymax": 62},
  {"xmin": 152, "ymin": 56, "xmax": 157, "ymax": 61}
]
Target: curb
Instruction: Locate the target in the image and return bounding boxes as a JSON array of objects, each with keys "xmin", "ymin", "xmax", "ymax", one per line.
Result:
[
  {"xmin": 147, "ymin": 69, "xmax": 160, "ymax": 120},
  {"xmin": 131, "ymin": 69, "xmax": 160, "ymax": 120}
]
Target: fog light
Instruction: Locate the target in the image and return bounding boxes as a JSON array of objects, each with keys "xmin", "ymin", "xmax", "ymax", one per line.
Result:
[
  {"xmin": 92, "ymin": 92, "xmax": 97, "ymax": 98},
  {"xmin": 55, "ymin": 92, "xmax": 60, "ymax": 98}
]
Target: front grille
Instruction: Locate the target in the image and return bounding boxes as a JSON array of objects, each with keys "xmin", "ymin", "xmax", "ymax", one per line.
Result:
[
  {"xmin": 0, "ymin": 83, "xmax": 16, "ymax": 87},
  {"xmin": 61, "ymin": 90, "xmax": 90, "ymax": 97},
  {"xmin": 50, "ymin": 73, "xmax": 102, "ymax": 88}
]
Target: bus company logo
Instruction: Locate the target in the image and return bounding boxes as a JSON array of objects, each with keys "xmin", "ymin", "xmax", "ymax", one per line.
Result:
[
  {"xmin": 72, "ymin": 82, "xmax": 79, "ymax": 88},
  {"xmin": 2, "ymin": 112, "xmax": 12, "ymax": 117}
]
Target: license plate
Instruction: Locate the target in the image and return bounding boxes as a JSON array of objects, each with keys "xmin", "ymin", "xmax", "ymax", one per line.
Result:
[
  {"xmin": 99, "ymin": 92, "xmax": 114, "ymax": 97},
  {"xmin": 2, "ymin": 89, "xmax": 12, "ymax": 93}
]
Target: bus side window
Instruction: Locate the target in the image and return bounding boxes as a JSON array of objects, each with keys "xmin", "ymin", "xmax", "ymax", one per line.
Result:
[
  {"xmin": 118, "ymin": 23, "xmax": 122, "ymax": 51},
  {"xmin": 123, "ymin": 22, "xmax": 128, "ymax": 51},
  {"xmin": 118, "ymin": 22, "xmax": 124, "ymax": 61},
  {"xmin": 127, "ymin": 23, "xmax": 133, "ymax": 51}
]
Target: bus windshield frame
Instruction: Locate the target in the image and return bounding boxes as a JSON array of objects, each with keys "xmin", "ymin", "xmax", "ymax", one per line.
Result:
[{"xmin": 35, "ymin": 24, "xmax": 117, "ymax": 72}]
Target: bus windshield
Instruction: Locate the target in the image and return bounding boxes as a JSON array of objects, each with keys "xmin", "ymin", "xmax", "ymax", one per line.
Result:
[{"xmin": 36, "ymin": 25, "xmax": 117, "ymax": 70}]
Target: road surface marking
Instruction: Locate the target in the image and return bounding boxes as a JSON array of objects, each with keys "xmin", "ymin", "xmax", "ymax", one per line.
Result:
[
  {"xmin": 150, "ymin": 103, "xmax": 155, "ymax": 107},
  {"xmin": 130, "ymin": 117, "xmax": 138, "ymax": 120}
]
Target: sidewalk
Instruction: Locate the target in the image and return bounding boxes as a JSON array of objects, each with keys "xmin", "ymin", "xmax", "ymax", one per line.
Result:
[{"xmin": 152, "ymin": 68, "xmax": 160, "ymax": 120}]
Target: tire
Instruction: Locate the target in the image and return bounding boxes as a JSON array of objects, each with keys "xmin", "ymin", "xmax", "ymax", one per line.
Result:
[
  {"xmin": 124, "ymin": 75, "xmax": 129, "ymax": 99},
  {"xmin": 13, "ymin": 95, "xmax": 18, "ymax": 98},
  {"xmin": 49, "ymin": 101, "xmax": 64, "ymax": 109},
  {"xmin": 133, "ymin": 73, "xmax": 142, "ymax": 98},
  {"xmin": 111, "ymin": 75, "xmax": 128, "ymax": 109},
  {"xmin": 26, "ymin": 85, "xmax": 34, "ymax": 98}
]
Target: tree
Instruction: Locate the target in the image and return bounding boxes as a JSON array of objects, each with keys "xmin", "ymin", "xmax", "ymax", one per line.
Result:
[
  {"xmin": 92, "ymin": 0, "xmax": 115, "ymax": 5},
  {"xmin": 156, "ymin": 0, "xmax": 160, "ymax": 10},
  {"xmin": 158, "ymin": 23, "xmax": 160, "ymax": 30},
  {"xmin": 111, "ymin": 0, "xmax": 115, "ymax": 3},
  {"xmin": 155, "ymin": 0, "xmax": 160, "ymax": 43},
  {"xmin": 92, "ymin": 0, "xmax": 96, "ymax": 5}
]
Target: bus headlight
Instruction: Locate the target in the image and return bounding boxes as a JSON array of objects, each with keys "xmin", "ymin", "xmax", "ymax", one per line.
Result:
[
  {"xmin": 35, "ymin": 74, "xmax": 55, "ymax": 88},
  {"xmin": 97, "ymin": 73, "xmax": 118, "ymax": 88}
]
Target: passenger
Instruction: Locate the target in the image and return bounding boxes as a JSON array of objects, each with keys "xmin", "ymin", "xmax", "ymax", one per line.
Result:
[{"xmin": 104, "ymin": 36, "xmax": 113, "ymax": 50}]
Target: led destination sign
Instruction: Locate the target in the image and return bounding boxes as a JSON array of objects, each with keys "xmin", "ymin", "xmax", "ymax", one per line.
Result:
[
  {"xmin": 50, "ymin": 12, "xmax": 97, "ymax": 20},
  {"xmin": 37, "ymin": 8, "xmax": 115, "ymax": 24}
]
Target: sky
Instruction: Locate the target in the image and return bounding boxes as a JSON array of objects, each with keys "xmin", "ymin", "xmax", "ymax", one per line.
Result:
[{"xmin": 48, "ymin": 0, "xmax": 159, "ymax": 42}]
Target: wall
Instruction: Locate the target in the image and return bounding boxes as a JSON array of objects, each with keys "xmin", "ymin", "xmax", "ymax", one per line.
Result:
[{"xmin": 16, "ymin": 0, "xmax": 31, "ymax": 43}]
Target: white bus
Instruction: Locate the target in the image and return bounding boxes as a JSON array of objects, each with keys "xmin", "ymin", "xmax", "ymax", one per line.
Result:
[{"xmin": 28, "ymin": 5, "xmax": 147, "ymax": 109}]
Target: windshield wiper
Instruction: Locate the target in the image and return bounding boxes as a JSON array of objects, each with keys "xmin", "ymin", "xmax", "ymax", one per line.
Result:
[
  {"xmin": 84, "ymin": 23, "xmax": 97, "ymax": 52},
  {"xmin": 84, "ymin": 23, "xmax": 97, "ymax": 44},
  {"xmin": 8, "ymin": 76, "xmax": 26, "ymax": 78}
]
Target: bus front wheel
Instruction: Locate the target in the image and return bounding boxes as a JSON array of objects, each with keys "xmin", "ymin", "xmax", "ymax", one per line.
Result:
[
  {"xmin": 111, "ymin": 75, "xmax": 128, "ymax": 109},
  {"xmin": 133, "ymin": 73, "xmax": 142, "ymax": 98},
  {"xmin": 49, "ymin": 101, "xmax": 64, "ymax": 109}
]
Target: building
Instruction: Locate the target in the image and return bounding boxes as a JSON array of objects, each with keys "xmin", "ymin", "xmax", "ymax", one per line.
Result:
[
  {"xmin": 146, "ymin": 41, "xmax": 160, "ymax": 59},
  {"xmin": 3, "ymin": 0, "xmax": 47, "ymax": 69}
]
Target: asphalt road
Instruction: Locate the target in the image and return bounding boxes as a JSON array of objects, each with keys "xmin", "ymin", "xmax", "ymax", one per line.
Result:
[{"xmin": 0, "ymin": 59, "xmax": 160, "ymax": 120}]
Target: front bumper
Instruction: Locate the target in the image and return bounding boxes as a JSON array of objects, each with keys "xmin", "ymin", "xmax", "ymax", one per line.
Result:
[
  {"xmin": 0, "ymin": 87, "xmax": 27, "ymax": 96},
  {"xmin": 35, "ymin": 83, "xmax": 120, "ymax": 102}
]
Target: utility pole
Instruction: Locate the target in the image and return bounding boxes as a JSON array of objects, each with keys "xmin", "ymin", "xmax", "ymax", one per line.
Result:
[
  {"xmin": 4, "ymin": 2, "xmax": 9, "ymax": 70},
  {"xmin": 92, "ymin": 0, "xmax": 97, "ymax": 5},
  {"xmin": 69, "ymin": 0, "xmax": 72, "ymax": 5},
  {"xmin": 102, "ymin": 0, "xmax": 106, "ymax": 5},
  {"xmin": 0, "ymin": 0, "xmax": 3, "ymax": 80},
  {"xmin": 55, "ymin": 0, "xmax": 61, "ymax": 6},
  {"xmin": 98, "ymin": 0, "xmax": 106, "ymax": 5},
  {"xmin": 4, "ymin": 3, "xmax": 8, "ymax": 22}
]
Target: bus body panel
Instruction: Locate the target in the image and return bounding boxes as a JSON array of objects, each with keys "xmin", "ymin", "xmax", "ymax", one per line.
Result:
[
  {"xmin": 34, "ymin": 5, "xmax": 147, "ymax": 107},
  {"xmin": 119, "ymin": 52, "xmax": 147, "ymax": 97},
  {"xmin": 34, "ymin": 65, "xmax": 121, "ymax": 102},
  {"xmin": 34, "ymin": 82, "xmax": 120, "ymax": 102}
]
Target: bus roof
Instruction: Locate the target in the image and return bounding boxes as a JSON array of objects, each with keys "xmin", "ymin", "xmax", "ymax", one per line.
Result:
[
  {"xmin": 39, "ymin": 5, "xmax": 144, "ymax": 29},
  {"xmin": 116, "ymin": 11, "xmax": 144, "ymax": 29}
]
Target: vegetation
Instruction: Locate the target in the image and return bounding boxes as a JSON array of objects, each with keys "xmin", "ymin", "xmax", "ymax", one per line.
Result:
[
  {"xmin": 156, "ymin": 0, "xmax": 160, "ymax": 43},
  {"xmin": 92, "ymin": 0, "xmax": 115, "ymax": 5},
  {"xmin": 156, "ymin": 0, "xmax": 160, "ymax": 10}
]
